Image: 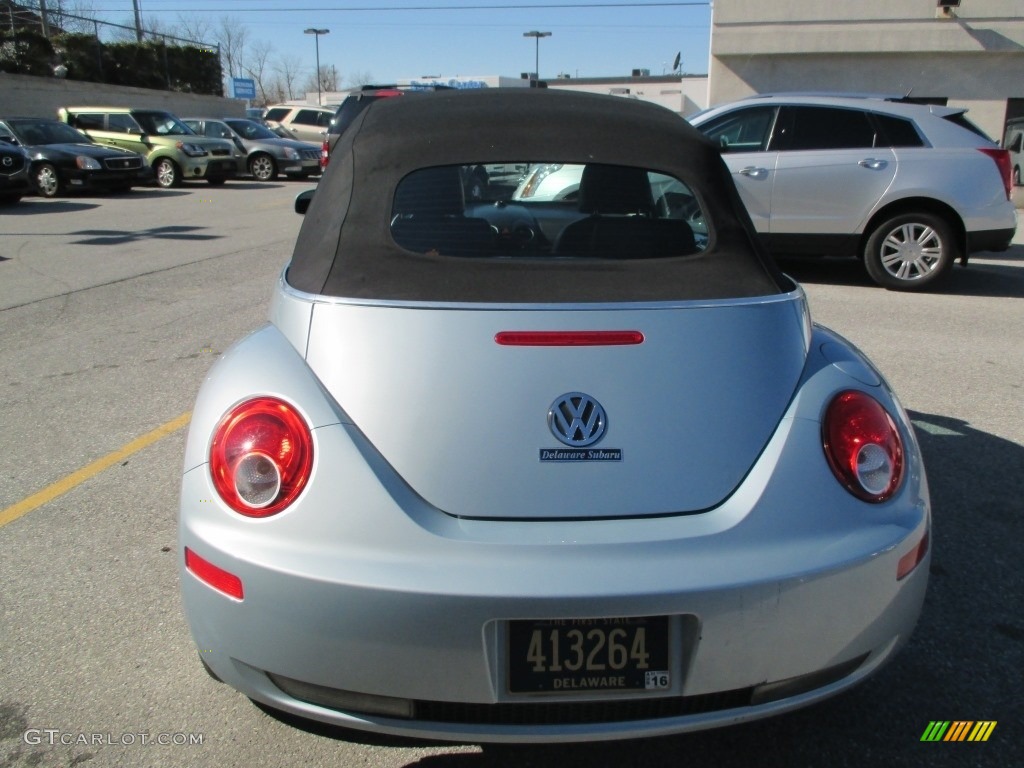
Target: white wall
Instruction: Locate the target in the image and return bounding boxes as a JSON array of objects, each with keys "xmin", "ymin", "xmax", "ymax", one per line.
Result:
[
  {"xmin": 545, "ymin": 76, "xmax": 708, "ymax": 116},
  {"xmin": 709, "ymin": 1, "xmax": 1024, "ymax": 138}
]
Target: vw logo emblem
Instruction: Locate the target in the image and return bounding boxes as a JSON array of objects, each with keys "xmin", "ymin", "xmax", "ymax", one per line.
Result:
[{"xmin": 548, "ymin": 392, "xmax": 607, "ymax": 447}]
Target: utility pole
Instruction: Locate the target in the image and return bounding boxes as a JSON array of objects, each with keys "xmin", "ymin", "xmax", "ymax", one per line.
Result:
[
  {"xmin": 39, "ymin": 0, "xmax": 50, "ymax": 38},
  {"xmin": 133, "ymin": 0, "xmax": 143, "ymax": 42}
]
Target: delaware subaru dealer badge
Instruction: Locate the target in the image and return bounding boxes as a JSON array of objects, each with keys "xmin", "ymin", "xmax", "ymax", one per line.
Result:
[{"xmin": 541, "ymin": 392, "xmax": 622, "ymax": 462}]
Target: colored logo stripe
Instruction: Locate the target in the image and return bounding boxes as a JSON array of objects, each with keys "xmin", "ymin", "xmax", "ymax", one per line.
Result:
[
  {"xmin": 921, "ymin": 721, "xmax": 997, "ymax": 742},
  {"xmin": 921, "ymin": 721, "xmax": 949, "ymax": 741},
  {"xmin": 968, "ymin": 721, "xmax": 997, "ymax": 742},
  {"xmin": 945, "ymin": 721, "xmax": 973, "ymax": 741}
]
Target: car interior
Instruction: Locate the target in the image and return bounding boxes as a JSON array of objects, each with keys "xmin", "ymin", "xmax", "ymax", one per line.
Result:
[{"xmin": 390, "ymin": 162, "xmax": 705, "ymax": 260}]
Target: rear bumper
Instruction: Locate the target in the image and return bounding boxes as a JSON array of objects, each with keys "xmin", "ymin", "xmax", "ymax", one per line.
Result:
[
  {"xmin": 967, "ymin": 226, "xmax": 1016, "ymax": 254},
  {"xmin": 180, "ymin": 409, "xmax": 930, "ymax": 742}
]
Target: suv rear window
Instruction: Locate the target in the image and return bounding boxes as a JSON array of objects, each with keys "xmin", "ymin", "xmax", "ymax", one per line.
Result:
[
  {"xmin": 942, "ymin": 112, "xmax": 994, "ymax": 141},
  {"xmin": 292, "ymin": 109, "xmax": 333, "ymax": 127},
  {"xmin": 264, "ymin": 107, "xmax": 290, "ymax": 122},
  {"xmin": 71, "ymin": 113, "xmax": 105, "ymax": 130},
  {"xmin": 390, "ymin": 162, "xmax": 708, "ymax": 260},
  {"xmin": 872, "ymin": 113, "xmax": 924, "ymax": 147}
]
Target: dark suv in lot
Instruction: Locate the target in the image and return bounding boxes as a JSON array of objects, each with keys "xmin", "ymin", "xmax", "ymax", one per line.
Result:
[{"xmin": 321, "ymin": 84, "xmax": 452, "ymax": 170}]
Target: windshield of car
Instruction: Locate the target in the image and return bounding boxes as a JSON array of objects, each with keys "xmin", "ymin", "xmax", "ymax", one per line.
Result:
[
  {"xmin": 132, "ymin": 111, "xmax": 195, "ymax": 136},
  {"xmin": 391, "ymin": 162, "xmax": 709, "ymax": 260},
  {"xmin": 224, "ymin": 119, "xmax": 280, "ymax": 140},
  {"xmin": 9, "ymin": 119, "xmax": 90, "ymax": 145}
]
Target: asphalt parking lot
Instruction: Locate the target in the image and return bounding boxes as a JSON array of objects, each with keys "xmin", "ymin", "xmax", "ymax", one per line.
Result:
[{"xmin": 0, "ymin": 181, "xmax": 1021, "ymax": 768}]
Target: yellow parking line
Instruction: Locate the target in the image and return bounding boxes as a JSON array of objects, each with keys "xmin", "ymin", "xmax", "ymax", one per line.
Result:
[{"xmin": 0, "ymin": 411, "xmax": 192, "ymax": 529}]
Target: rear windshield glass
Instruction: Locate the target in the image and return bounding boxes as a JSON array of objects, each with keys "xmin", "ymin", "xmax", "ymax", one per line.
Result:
[
  {"xmin": 390, "ymin": 162, "xmax": 709, "ymax": 260},
  {"xmin": 264, "ymin": 107, "xmax": 290, "ymax": 122},
  {"xmin": 943, "ymin": 113, "xmax": 994, "ymax": 141}
]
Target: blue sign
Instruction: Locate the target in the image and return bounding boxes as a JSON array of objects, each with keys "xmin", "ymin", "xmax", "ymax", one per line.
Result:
[{"xmin": 232, "ymin": 78, "xmax": 256, "ymax": 99}]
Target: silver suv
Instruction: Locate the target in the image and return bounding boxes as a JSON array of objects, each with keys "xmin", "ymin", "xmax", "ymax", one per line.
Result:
[
  {"xmin": 689, "ymin": 95, "xmax": 1017, "ymax": 290},
  {"xmin": 262, "ymin": 104, "xmax": 335, "ymax": 144}
]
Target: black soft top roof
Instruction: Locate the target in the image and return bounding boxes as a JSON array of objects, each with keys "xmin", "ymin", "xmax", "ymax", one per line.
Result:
[{"xmin": 287, "ymin": 88, "xmax": 787, "ymax": 303}]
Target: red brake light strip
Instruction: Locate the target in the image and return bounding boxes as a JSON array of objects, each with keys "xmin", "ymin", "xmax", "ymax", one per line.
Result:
[{"xmin": 495, "ymin": 331, "xmax": 644, "ymax": 347}]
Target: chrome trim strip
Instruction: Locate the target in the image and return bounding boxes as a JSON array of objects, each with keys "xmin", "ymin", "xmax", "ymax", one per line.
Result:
[{"xmin": 277, "ymin": 266, "xmax": 806, "ymax": 312}]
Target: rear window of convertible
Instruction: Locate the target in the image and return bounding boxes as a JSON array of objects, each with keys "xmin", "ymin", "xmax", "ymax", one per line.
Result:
[{"xmin": 390, "ymin": 163, "xmax": 709, "ymax": 260}]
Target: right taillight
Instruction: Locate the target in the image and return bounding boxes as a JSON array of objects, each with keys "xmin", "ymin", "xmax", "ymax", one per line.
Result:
[
  {"xmin": 823, "ymin": 390, "xmax": 905, "ymax": 503},
  {"xmin": 977, "ymin": 147, "xmax": 1012, "ymax": 200},
  {"xmin": 320, "ymin": 139, "xmax": 329, "ymax": 169},
  {"xmin": 209, "ymin": 397, "xmax": 313, "ymax": 517}
]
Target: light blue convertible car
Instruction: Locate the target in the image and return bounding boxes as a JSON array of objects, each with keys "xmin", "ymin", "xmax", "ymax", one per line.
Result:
[{"xmin": 179, "ymin": 89, "xmax": 930, "ymax": 743}]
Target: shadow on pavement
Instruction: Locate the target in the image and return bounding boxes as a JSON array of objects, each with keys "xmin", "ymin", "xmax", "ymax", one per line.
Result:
[
  {"xmin": 779, "ymin": 244, "xmax": 1024, "ymax": 299},
  {"xmin": 0, "ymin": 199, "xmax": 101, "ymax": 214}
]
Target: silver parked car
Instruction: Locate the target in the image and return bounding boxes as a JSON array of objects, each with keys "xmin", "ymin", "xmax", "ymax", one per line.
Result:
[
  {"xmin": 183, "ymin": 118, "xmax": 321, "ymax": 181},
  {"xmin": 689, "ymin": 94, "xmax": 1017, "ymax": 290},
  {"xmin": 179, "ymin": 89, "xmax": 930, "ymax": 743}
]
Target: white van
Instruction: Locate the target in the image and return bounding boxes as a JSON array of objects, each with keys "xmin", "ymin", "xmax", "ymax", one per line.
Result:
[{"xmin": 1005, "ymin": 118, "xmax": 1024, "ymax": 186}]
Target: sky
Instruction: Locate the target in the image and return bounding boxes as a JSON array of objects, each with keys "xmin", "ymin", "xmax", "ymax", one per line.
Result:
[{"xmin": 86, "ymin": 1, "xmax": 713, "ymax": 86}]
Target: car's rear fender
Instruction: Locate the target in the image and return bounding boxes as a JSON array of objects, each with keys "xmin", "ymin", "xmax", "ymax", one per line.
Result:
[
  {"xmin": 858, "ymin": 197, "xmax": 967, "ymax": 264},
  {"xmin": 181, "ymin": 322, "xmax": 346, "ymax": 475}
]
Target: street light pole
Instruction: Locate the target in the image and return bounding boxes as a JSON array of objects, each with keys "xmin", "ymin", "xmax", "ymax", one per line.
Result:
[
  {"xmin": 304, "ymin": 28, "xmax": 330, "ymax": 105},
  {"xmin": 522, "ymin": 30, "xmax": 551, "ymax": 81}
]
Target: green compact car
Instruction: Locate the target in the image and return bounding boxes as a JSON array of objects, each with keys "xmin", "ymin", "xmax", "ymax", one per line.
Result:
[{"xmin": 57, "ymin": 107, "xmax": 242, "ymax": 188}]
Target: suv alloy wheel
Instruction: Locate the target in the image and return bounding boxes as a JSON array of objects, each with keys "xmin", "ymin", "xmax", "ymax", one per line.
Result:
[{"xmin": 863, "ymin": 212, "xmax": 957, "ymax": 290}]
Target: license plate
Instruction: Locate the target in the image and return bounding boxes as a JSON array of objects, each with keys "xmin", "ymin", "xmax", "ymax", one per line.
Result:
[{"xmin": 508, "ymin": 616, "xmax": 670, "ymax": 694}]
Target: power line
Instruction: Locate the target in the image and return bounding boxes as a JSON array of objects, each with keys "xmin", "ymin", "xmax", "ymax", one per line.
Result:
[{"xmin": 94, "ymin": 2, "xmax": 709, "ymax": 13}]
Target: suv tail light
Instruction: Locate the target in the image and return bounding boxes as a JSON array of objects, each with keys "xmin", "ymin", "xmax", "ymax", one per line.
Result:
[
  {"xmin": 977, "ymin": 147, "xmax": 1012, "ymax": 199},
  {"xmin": 823, "ymin": 391, "xmax": 904, "ymax": 503},
  {"xmin": 321, "ymin": 139, "xmax": 329, "ymax": 169},
  {"xmin": 209, "ymin": 397, "xmax": 313, "ymax": 517}
]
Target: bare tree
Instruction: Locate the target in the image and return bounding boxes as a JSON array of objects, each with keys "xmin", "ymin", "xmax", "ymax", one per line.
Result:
[
  {"xmin": 347, "ymin": 70, "xmax": 377, "ymax": 88},
  {"xmin": 174, "ymin": 13, "xmax": 213, "ymax": 46},
  {"xmin": 301, "ymin": 64, "xmax": 341, "ymax": 97},
  {"xmin": 274, "ymin": 53, "xmax": 304, "ymax": 101},
  {"xmin": 49, "ymin": 0, "xmax": 102, "ymax": 35},
  {"xmin": 263, "ymin": 75, "xmax": 287, "ymax": 105},
  {"xmin": 243, "ymin": 39, "xmax": 274, "ymax": 106},
  {"xmin": 141, "ymin": 15, "xmax": 170, "ymax": 42},
  {"xmin": 18, "ymin": 0, "xmax": 100, "ymax": 36},
  {"xmin": 215, "ymin": 15, "xmax": 249, "ymax": 80}
]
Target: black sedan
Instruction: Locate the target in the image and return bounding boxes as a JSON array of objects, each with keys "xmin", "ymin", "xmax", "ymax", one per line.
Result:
[{"xmin": 0, "ymin": 117, "xmax": 152, "ymax": 197}]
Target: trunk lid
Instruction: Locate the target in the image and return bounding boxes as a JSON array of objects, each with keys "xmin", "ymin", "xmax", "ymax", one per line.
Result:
[{"xmin": 304, "ymin": 292, "xmax": 809, "ymax": 519}]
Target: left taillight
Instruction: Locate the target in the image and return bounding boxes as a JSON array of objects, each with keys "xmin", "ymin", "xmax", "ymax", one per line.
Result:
[
  {"xmin": 823, "ymin": 390, "xmax": 905, "ymax": 503},
  {"xmin": 977, "ymin": 147, "xmax": 1012, "ymax": 200},
  {"xmin": 209, "ymin": 397, "xmax": 313, "ymax": 517}
]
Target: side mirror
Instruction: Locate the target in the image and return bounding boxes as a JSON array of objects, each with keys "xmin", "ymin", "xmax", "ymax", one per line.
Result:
[{"xmin": 295, "ymin": 189, "xmax": 315, "ymax": 215}]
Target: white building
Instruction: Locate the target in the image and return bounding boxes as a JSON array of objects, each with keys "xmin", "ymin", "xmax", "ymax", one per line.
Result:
[{"xmin": 709, "ymin": 0, "xmax": 1024, "ymax": 140}]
